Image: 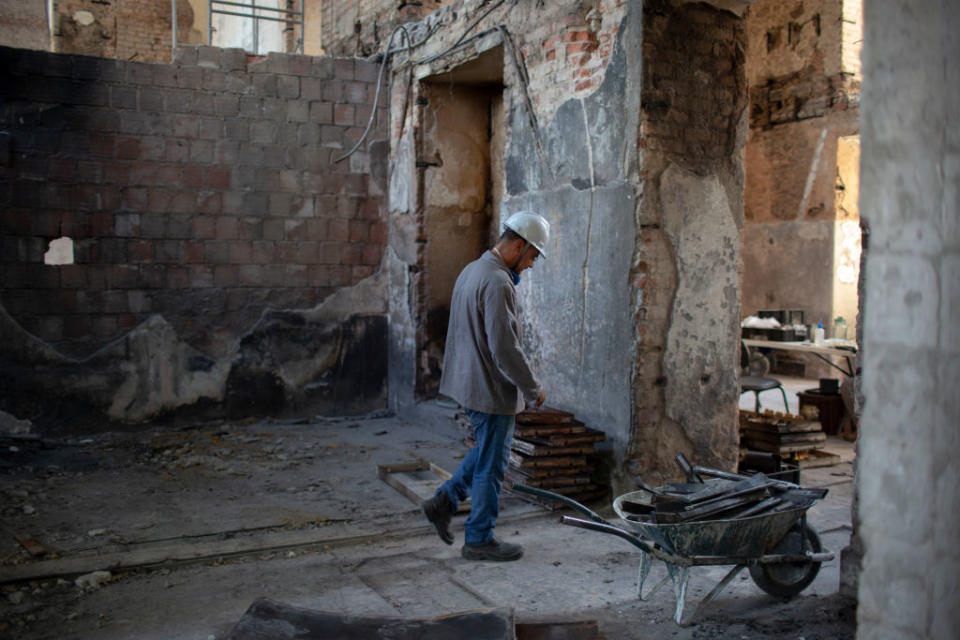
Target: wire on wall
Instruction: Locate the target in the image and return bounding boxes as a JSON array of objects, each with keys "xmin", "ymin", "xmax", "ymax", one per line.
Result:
[{"xmin": 334, "ymin": 0, "xmax": 513, "ymax": 163}]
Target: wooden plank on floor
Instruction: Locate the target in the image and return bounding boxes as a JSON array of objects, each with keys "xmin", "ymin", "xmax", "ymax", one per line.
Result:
[{"xmin": 377, "ymin": 462, "xmax": 468, "ymax": 512}]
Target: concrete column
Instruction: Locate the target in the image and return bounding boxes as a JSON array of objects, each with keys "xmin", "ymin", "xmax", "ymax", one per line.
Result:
[{"xmin": 856, "ymin": 1, "xmax": 960, "ymax": 638}]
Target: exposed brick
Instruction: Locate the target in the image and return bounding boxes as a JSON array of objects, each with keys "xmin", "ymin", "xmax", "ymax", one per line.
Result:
[
  {"xmin": 250, "ymin": 121, "xmax": 278, "ymax": 144},
  {"xmin": 128, "ymin": 239, "xmax": 152, "ymax": 262},
  {"xmin": 183, "ymin": 167, "xmax": 205, "ymax": 189},
  {"xmin": 349, "ymin": 220, "xmax": 369, "ymax": 243},
  {"xmin": 183, "ymin": 241, "xmax": 204, "ymax": 263},
  {"xmin": 206, "ymin": 167, "xmax": 231, "ymax": 190},
  {"xmin": 189, "ymin": 264, "xmax": 214, "ymax": 288},
  {"xmin": 198, "ymin": 118, "xmax": 223, "ymax": 139},
  {"xmin": 189, "ymin": 139, "xmax": 214, "ymax": 163},
  {"xmin": 333, "ymin": 59, "xmax": 354, "ymax": 80},
  {"xmin": 362, "ymin": 243, "xmax": 382, "ymax": 266},
  {"xmin": 165, "ymin": 139, "xmax": 190, "ymax": 162},
  {"xmin": 252, "ymin": 74, "xmax": 277, "ymax": 97},
  {"xmin": 167, "ymin": 265, "xmax": 189, "ymax": 288},
  {"xmin": 214, "ymin": 264, "xmax": 238, "ymax": 286},
  {"xmin": 340, "ymin": 243, "xmax": 361, "ymax": 265},
  {"xmin": 171, "ymin": 115, "xmax": 198, "ymax": 138},
  {"xmin": 310, "ymin": 101, "xmax": 333, "ymax": 124},
  {"xmin": 322, "ymin": 81, "xmax": 343, "ymax": 103}
]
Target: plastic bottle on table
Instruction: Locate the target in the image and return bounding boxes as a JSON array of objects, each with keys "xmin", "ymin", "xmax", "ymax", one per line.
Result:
[{"xmin": 814, "ymin": 319, "xmax": 825, "ymax": 345}]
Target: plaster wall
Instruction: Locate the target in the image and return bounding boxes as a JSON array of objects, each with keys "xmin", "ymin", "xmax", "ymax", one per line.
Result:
[
  {"xmin": 385, "ymin": 0, "xmax": 638, "ymax": 474},
  {"xmin": 0, "ymin": 0, "xmax": 50, "ymax": 51},
  {"xmin": 856, "ymin": 1, "xmax": 960, "ymax": 637}
]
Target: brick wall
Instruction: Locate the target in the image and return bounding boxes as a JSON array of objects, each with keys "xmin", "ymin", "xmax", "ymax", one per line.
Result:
[
  {"xmin": 640, "ymin": 3, "xmax": 746, "ymax": 171},
  {"xmin": 741, "ymin": 0, "xmax": 861, "ymax": 330},
  {"xmin": 321, "ymin": 0, "xmax": 458, "ymax": 57},
  {"xmin": 0, "ymin": 45, "xmax": 386, "ymax": 362}
]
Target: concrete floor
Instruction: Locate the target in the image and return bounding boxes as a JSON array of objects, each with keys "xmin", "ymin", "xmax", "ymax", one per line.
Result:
[{"xmin": 0, "ymin": 403, "xmax": 857, "ymax": 639}]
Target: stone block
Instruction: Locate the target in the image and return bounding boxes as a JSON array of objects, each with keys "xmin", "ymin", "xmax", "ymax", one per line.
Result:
[
  {"xmin": 194, "ymin": 94, "xmax": 216, "ymax": 116},
  {"xmin": 111, "ymin": 86, "xmax": 138, "ymax": 110},
  {"xmin": 277, "ymin": 75, "xmax": 300, "ymax": 99},
  {"xmin": 221, "ymin": 48, "xmax": 248, "ymax": 72},
  {"xmin": 310, "ymin": 102, "xmax": 333, "ymax": 124},
  {"xmin": 197, "ymin": 46, "xmax": 221, "ymax": 70},
  {"xmin": 252, "ymin": 73, "xmax": 277, "ymax": 97},
  {"xmin": 189, "ymin": 139, "xmax": 214, "ymax": 163},
  {"xmin": 173, "ymin": 47, "xmax": 198, "ymax": 66},
  {"xmin": 216, "ymin": 95, "xmax": 240, "ymax": 117},
  {"xmin": 333, "ymin": 58, "xmax": 355, "ymax": 80},
  {"xmin": 199, "ymin": 118, "xmax": 223, "ymax": 139}
]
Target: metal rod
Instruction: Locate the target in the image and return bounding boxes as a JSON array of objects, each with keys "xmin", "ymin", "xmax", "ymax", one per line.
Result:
[
  {"xmin": 212, "ymin": 0, "xmax": 302, "ymax": 16},
  {"xmin": 691, "ymin": 465, "xmax": 799, "ymax": 489},
  {"xmin": 172, "ymin": 0, "xmax": 178, "ymax": 54},
  {"xmin": 208, "ymin": 9, "xmax": 299, "ymax": 26},
  {"xmin": 251, "ymin": 0, "xmax": 258, "ymax": 53}
]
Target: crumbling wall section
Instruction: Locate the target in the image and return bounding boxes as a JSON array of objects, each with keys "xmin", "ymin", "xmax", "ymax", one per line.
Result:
[
  {"xmin": 0, "ymin": 45, "xmax": 388, "ymax": 427},
  {"xmin": 631, "ymin": 1, "xmax": 748, "ymax": 481},
  {"xmin": 741, "ymin": 0, "xmax": 860, "ymax": 323},
  {"xmin": 52, "ymin": 0, "xmax": 200, "ymax": 63}
]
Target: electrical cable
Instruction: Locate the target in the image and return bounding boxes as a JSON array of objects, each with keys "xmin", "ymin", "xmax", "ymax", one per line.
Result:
[
  {"xmin": 334, "ymin": 0, "xmax": 510, "ymax": 163},
  {"xmin": 333, "ymin": 24, "xmax": 412, "ymax": 163}
]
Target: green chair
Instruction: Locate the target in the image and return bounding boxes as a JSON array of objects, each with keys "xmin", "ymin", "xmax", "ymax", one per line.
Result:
[{"xmin": 740, "ymin": 341, "xmax": 789, "ymax": 412}]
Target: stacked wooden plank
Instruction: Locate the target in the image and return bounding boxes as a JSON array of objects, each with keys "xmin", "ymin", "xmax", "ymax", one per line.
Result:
[
  {"xmin": 505, "ymin": 406, "xmax": 608, "ymax": 508},
  {"xmin": 739, "ymin": 410, "xmax": 840, "ymax": 468}
]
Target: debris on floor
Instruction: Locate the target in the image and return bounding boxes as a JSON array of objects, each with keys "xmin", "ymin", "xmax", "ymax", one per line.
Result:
[{"xmin": 226, "ymin": 598, "xmax": 515, "ymax": 640}]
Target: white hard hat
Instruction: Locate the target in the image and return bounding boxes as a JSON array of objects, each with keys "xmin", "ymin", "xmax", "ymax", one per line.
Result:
[{"xmin": 502, "ymin": 211, "xmax": 550, "ymax": 258}]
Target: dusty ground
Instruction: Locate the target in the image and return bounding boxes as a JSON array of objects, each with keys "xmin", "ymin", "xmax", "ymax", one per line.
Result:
[{"xmin": 0, "ymin": 407, "xmax": 857, "ymax": 639}]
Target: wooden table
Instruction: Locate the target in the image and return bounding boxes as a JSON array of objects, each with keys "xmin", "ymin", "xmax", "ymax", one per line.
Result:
[{"xmin": 742, "ymin": 339, "xmax": 857, "ymax": 378}]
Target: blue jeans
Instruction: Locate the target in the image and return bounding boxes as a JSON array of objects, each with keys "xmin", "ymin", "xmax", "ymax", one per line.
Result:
[{"xmin": 439, "ymin": 409, "xmax": 515, "ymax": 546}]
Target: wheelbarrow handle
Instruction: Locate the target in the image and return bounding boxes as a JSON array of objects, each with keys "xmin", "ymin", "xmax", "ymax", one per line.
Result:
[
  {"xmin": 560, "ymin": 515, "xmax": 665, "ymax": 558},
  {"xmin": 510, "ymin": 484, "xmax": 608, "ymax": 524}
]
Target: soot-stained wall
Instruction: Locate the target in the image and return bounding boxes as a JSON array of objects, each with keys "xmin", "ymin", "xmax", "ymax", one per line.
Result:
[{"xmin": 0, "ymin": 45, "xmax": 389, "ymax": 429}]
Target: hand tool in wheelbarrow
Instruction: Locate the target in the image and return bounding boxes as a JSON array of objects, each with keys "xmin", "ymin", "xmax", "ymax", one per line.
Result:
[{"xmin": 511, "ymin": 479, "xmax": 833, "ymax": 626}]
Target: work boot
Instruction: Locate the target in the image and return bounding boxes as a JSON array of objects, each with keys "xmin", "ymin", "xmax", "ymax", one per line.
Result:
[
  {"xmin": 461, "ymin": 537, "xmax": 523, "ymax": 562},
  {"xmin": 421, "ymin": 492, "xmax": 454, "ymax": 545}
]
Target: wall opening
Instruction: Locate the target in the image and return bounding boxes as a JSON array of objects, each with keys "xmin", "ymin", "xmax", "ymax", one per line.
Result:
[
  {"xmin": 416, "ymin": 47, "xmax": 504, "ymax": 400},
  {"xmin": 832, "ymin": 134, "xmax": 861, "ymax": 336}
]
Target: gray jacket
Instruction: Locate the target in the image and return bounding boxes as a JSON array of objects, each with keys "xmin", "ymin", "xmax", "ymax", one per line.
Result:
[{"xmin": 439, "ymin": 251, "xmax": 542, "ymax": 415}]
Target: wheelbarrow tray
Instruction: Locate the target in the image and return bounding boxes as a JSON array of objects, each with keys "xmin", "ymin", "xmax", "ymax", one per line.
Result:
[{"xmin": 613, "ymin": 489, "xmax": 815, "ymax": 559}]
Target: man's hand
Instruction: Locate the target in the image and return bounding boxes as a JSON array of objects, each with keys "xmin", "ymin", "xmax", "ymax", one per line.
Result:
[{"xmin": 535, "ymin": 388, "xmax": 546, "ymax": 408}]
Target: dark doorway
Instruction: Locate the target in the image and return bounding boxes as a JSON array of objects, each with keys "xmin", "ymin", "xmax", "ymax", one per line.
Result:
[{"xmin": 416, "ymin": 47, "xmax": 504, "ymax": 399}]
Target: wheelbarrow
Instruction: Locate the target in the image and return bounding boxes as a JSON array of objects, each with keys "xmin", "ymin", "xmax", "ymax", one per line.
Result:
[{"xmin": 512, "ymin": 469, "xmax": 833, "ymax": 626}]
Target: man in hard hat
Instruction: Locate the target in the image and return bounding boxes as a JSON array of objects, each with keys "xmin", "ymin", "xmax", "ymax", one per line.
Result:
[{"xmin": 421, "ymin": 211, "xmax": 549, "ymax": 561}]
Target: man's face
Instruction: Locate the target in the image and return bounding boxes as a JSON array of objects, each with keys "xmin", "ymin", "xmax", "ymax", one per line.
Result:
[{"xmin": 514, "ymin": 241, "xmax": 541, "ymax": 273}]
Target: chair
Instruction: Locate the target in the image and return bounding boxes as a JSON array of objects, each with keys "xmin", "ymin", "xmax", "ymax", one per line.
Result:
[{"xmin": 740, "ymin": 341, "xmax": 790, "ymax": 412}]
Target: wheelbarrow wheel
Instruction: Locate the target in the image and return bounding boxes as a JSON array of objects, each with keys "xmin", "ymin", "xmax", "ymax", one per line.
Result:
[{"xmin": 749, "ymin": 522, "xmax": 822, "ymax": 598}]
